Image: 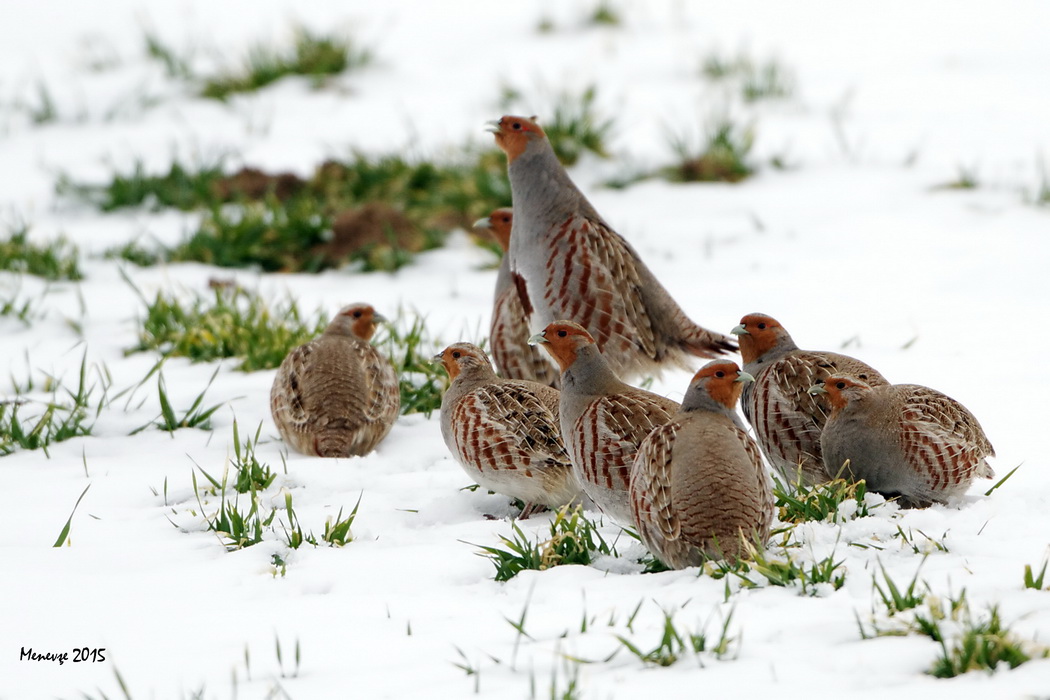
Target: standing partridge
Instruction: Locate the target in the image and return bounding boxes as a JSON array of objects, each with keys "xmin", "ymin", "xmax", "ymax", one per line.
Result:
[
  {"xmin": 530, "ymin": 320, "xmax": 680, "ymax": 525},
  {"xmin": 473, "ymin": 208, "xmax": 559, "ymax": 387},
  {"xmin": 437, "ymin": 343, "xmax": 578, "ymax": 516},
  {"xmin": 812, "ymin": 376, "xmax": 995, "ymax": 508},
  {"xmin": 630, "ymin": 360, "xmax": 773, "ymax": 567},
  {"xmin": 732, "ymin": 313, "xmax": 888, "ymax": 486},
  {"xmin": 270, "ymin": 304, "xmax": 400, "ymax": 457},
  {"xmin": 489, "ymin": 115, "xmax": 735, "ymax": 382}
]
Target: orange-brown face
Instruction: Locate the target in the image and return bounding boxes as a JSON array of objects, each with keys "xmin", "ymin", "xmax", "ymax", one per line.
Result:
[
  {"xmin": 436, "ymin": 343, "xmax": 488, "ymax": 380},
  {"xmin": 733, "ymin": 313, "xmax": 784, "ymax": 364},
  {"xmin": 491, "ymin": 115, "xmax": 545, "ymax": 162},
  {"xmin": 533, "ymin": 321, "xmax": 595, "ymax": 372},
  {"xmin": 692, "ymin": 360, "xmax": 747, "ymax": 408},
  {"xmin": 819, "ymin": 375, "xmax": 872, "ymax": 410},
  {"xmin": 339, "ymin": 304, "xmax": 379, "ymax": 340},
  {"xmin": 486, "ymin": 208, "xmax": 513, "ymax": 251}
]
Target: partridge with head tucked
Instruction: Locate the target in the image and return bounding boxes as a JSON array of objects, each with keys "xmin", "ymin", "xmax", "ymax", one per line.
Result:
[
  {"xmin": 270, "ymin": 304, "xmax": 399, "ymax": 457},
  {"xmin": 437, "ymin": 343, "xmax": 578, "ymax": 515},
  {"xmin": 490, "ymin": 115, "xmax": 735, "ymax": 382},
  {"xmin": 812, "ymin": 376, "xmax": 995, "ymax": 508},
  {"xmin": 732, "ymin": 313, "xmax": 888, "ymax": 486},
  {"xmin": 631, "ymin": 360, "xmax": 773, "ymax": 567},
  {"xmin": 473, "ymin": 208, "xmax": 559, "ymax": 387},
  {"xmin": 531, "ymin": 320, "xmax": 680, "ymax": 525}
]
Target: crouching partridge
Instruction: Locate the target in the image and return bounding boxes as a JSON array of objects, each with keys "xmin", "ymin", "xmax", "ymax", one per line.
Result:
[
  {"xmin": 811, "ymin": 376, "xmax": 995, "ymax": 508},
  {"xmin": 631, "ymin": 361, "xmax": 773, "ymax": 566},
  {"xmin": 270, "ymin": 304, "xmax": 400, "ymax": 457},
  {"xmin": 490, "ymin": 115, "xmax": 735, "ymax": 382},
  {"xmin": 732, "ymin": 313, "xmax": 888, "ymax": 486},
  {"xmin": 530, "ymin": 320, "xmax": 680, "ymax": 525},
  {"xmin": 473, "ymin": 208, "xmax": 559, "ymax": 387},
  {"xmin": 436, "ymin": 343, "xmax": 578, "ymax": 516}
]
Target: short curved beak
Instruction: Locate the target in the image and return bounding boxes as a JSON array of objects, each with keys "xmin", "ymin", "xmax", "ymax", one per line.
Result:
[
  {"xmin": 527, "ymin": 332, "xmax": 548, "ymax": 346},
  {"xmin": 431, "ymin": 352, "xmax": 445, "ymax": 365},
  {"xmin": 372, "ymin": 312, "xmax": 388, "ymax": 324},
  {"xmin": 735, "ymin": 371, "xmax": 755, "ymax": 384},
  {"xmin": 730, "ymin": 324, "xmax": 748, "ymax": 336},
  {"xmin": 808, "ymin": 383, "xmax": 827, "ymax": 395},
  {"xmin": 472, "ymin": 216, "xmax": 491, "ymax": 232},
  {"xmin": 484, "ymin": 120, "xmax": 501, "ymax": 134}
]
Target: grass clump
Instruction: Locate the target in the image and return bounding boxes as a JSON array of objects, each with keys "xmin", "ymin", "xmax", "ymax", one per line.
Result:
[
  {"xmin": 0, "ymin": 353, "xmax": 108, "ymax": 457},
  {"xmin": 930, "ymin": 605, "xmax": 1044, "ymax": 678},
  {"xmin": 701, "ymin": 53, "xmax": 795, "ymax": 102},
  {"xmin": 1023, "ymin": 558, "xmax": 1047, "ymax": 590},
  {"xmin": 56, "ymin": 159, "xmax": 227, "ymax": 212},
  {"xmin": 0, "ymin": 284, "xmax": 41, "ymax": 325},
  {"xmin": 545, "ymin": 86, "xmax": 615, "ymax": 166},
  {"xmin": 587, "ymin": 1, "xmax": 622, "ymax": 26},
  {"xmin": 127, "ymin": 285, "xmax": 327, "ymax": 372},
  {"xmin": 201, "ymin": 27, "xmax": 372, "ymax": 100},
  {"xmin": 474, "ymin": 505, "xmax": 615, "ymax": 582},
  {"xmin": 663, "ymin": 118, "xmax": 755, "ymax": 183},
  {"xmin": 774, "ymin": 476, "xmax": 876, "ymax": 524},
  {"xmin": 375, "ymin": 312, "xmax": 448, "ymax": 417},
  {"xmin": 132, "ymin": 365, "xmax": 225, "ymax": 434},
  {"xmin": 0, "ymin": 221, "xmax": 82, "ymax": 281},
  {"xmin": 617, "ymin": 606, "xmax": 737, "ymax": 667}
]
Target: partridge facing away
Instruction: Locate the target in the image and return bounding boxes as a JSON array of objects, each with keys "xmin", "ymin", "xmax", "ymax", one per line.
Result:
[
  {"xmin": 436, "ymin": 343, "xmax": 579, "ymax": 515},
  {"xmin": 473, "ymin": 208, "xmax": 559, "ymax": 387},
  {"xmin": 732, "ymin": 313, "xmax": 889, "ymax": 486},
  {"xmin": 631, "ymin": 361, "xmax": 773, "ymax": 567},
  {"xmin": 489, "ymin": 115, "xmax": 735, "ymax": 382},
  {"xmin": 812, "ymin": 376, "xmax": 995, "ymax": 508},
  {"xmin": 270, "ymin": 304, "xmax": 400, "ymax": 457},
  {"xmin": 531, "ymin": 320, "xmax": 680, "ymax": 525}
]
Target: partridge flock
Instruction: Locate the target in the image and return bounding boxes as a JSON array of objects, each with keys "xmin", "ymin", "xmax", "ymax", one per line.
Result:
[{"xmin": 266, "ymin": 113, "xmax": 997, "ymax": 571}]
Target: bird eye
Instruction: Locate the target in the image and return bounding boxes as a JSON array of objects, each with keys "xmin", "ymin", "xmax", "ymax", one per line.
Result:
[
  {"xmin": 501, "ymin": 216, "xmax": 510, "ymax": 223},
  {"xmin": 352, "ymin": 311, "xmax": 362, "ymax": 318},
  {"xmin": 757, "ymin": 323, "xmax": 766, "ymax": 330},
  {"xmin": 557, "ymin": 330, "xmax": 567, "ymax": 337},
  {"xmin": 836, "ymin": 381, "xmax": 846, "ymax": 390},
  {"xmin": 512, "ymin": 122, "xmax": 522, "ymax": 130},
  {"xmin": 452, "ymin": 351, "xmax": 461, "ymax": 359},
  {"xmin": 715, "ymin": 371, "xmax": 725, "ymax": 378}
]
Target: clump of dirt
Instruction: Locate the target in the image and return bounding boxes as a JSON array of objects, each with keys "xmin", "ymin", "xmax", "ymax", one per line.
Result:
[
  {"xmin": 313, "ymin": 202, "xmax": 424, "ymax": 266},
  {"xmin": 211, "ymin": 167, "xmax": 306, "ymax": 202}
]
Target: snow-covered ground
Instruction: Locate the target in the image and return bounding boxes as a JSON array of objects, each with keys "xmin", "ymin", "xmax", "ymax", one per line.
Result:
[{"xmin": 2, "ymin": 1, "xmax": 1049, "ymax": 697}]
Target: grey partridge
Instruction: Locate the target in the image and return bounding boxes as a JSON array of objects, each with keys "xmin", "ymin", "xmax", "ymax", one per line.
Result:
[
  {"xmin": 270, "ymin": 304, "xmax": 400, "ymax": 457},
  {"xmin": 490, "ymin": 115, "xmax": 735, "ymax": 382},
  {"xmin": 436, "ymin": 342, "xmax": 578, "ymax": 515},
  {"xmin": 812, "ymin": 376, "xmax": 995, "ymax": 508},
  {"xmin": 732, "ymin": 313, "xmax": 888, "ymax": 486},
  {"xmin": 473, "ymin": 208, "xmax": 559, "ymax": 387},
  {"xmin": 630, "ymin": 360, "xmax": 773, "ymax": 567},
  {"xmin": 531, "ymin": 320, "xmax": 680, "ymax": 525}
]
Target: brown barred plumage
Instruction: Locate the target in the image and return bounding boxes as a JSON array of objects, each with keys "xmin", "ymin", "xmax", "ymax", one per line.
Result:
[
  {"xmin": 816, "ymin": 376, "xmax": 995, "ymax": 508},
  {"xmin": 631, "ymin": 361, "xmax": 773, "ymax": 567},
  {"xmin": 733, "ymin": 313, "xmax": 888, "ymax": 486},
  {"xmin": 270, "ymin": 304, "xmax": 400, "ymax": 458},
  {"xmin": 437, "ymin": 343, "xmax": 578, "ymax": 513},
  {"xmin": 491, "ymin": 115, "xmax": 735, "ymax": 382},
  {"xmin": 532, "ymin": 321, "xmax": 679, "ymax": 525}
]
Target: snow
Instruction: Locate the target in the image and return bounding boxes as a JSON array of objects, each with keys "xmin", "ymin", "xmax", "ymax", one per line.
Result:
[{"xmin": 2, "ymin": 1, "xmax": 1049, "ymax": 697}]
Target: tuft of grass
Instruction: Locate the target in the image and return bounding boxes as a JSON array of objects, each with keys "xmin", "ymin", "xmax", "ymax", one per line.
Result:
[
  {"xmin": 930, "ymin": 605, "xmax": 1042, "ymax": 678},
  {"xmin": 135, "ymin": 366, "xmax": 224, "ymax": 434},
  {"xmin": 230, "ymin": 420, "xmax": 275, "ymax": 493},
  {"xmin": 26, "ymin": 81, "xmax": 59, "ymax": 125},
  {"xmin": 1023, "ymin": 558, "xmax": 1048, "ymax": 590},
  {"xmin": 701, "ymin": 53, "xmax": 795, "ymax": 102},
  {"xmin": 201, "ymin": 27, "xmax": 372, "ymax": 100},
  {"xmin": 168, "ymin": 197, "xmax": 331, "ymax": 272},
  {"xmin": 144, "ymin": 30, "xmax": 194, "ymax": 80},
  {"xmin": 321, "ymin": 494, "xmax": 361, "ymax": 547},
  {"xmin": 0, "ymin": 283, "xmax": 41, "ymax": 325},
  {"xmin": 616, "ymin": 606, "xmax": 737, "ymax": 667},
  {"xmin": 375, "ymin": 311, "xmax": 448, "ymax": 417},
  {"xmin": 0, "ymin": 220, "xmax": 82, "ymax": 281},
  {"xmin": 586, "ymin": 1, "xmax": 621, "ymax": 27},
  {"xmin": 103, "ymin": 240, "xmax": 164, "ymax": 267},
  {"xmin": 0, "ymin": 352, "xmax": 107, "ymax": 457},
  {"xmin": 662, "ymin": 117, "xmax": 755, "ymax": 183},
  {"xmin": 746, "ymin": 542, "xmax": 847, "ymax": 595},
  {"xmin": 195, "ymin": 469, "xmax": 272, "ymax": 551},
  {"xmin": 774, "ymin": 476, "xmax": 875, "ymax": 524},
  {"xmin": 127, "ymin": 284, "xmax": 328, "ymax": 372},
  {"xmin": 544, "ymin": 86, "xmax": 615, "ymax": 166},
  {"xmin": 474, "ymin": 505, "xmax": 615, "ymax": 582},
  {"xmin": 56, "ymin": 159, "xmax": 227, "ymax": 212},
  {"xmin": 937, "ymin": 164, "xmax": 980, "ymax": 191}
]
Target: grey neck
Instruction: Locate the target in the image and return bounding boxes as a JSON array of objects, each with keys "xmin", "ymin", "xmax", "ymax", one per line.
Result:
[{"xmin": 562, "ymin": 345, "xmax": 624, "ymax": 395}]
